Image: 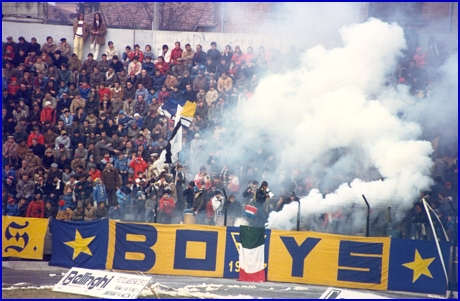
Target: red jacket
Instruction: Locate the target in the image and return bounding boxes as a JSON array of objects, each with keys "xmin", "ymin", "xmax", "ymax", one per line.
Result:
[
  {"xmin": 129, "ymin": 157, "xmax": 148, "ymax": 179},
  {"xmin": 27, "ymin": 133, "xmax": 45, "ymax": 146},
  {"xmin": 159, "ymin": 196, "xmax": 175, "ymax": 215},
  {"xmin": 154, "ymin": 62, "xmax": 170, "ymax": 75},
  {"xmin": 129, "ymin": 50, "xmax": 144, "ymax": 63},
  {"xmin": 170, "ymin": 48, "xmax": 183, "ymax": 65},
  {"xmin": 89, "ymin": 168, "xmax": 101, "ymax": 180},
  {"xmin": 40, "ymin": 107, "xmax": 56, "ymax": 124},
  {"xmin": 8, "ymin": 83, "xmax": 20, "ymax": 96},
  {"xmin": 26, "ymin": 200, "xmax": 45, "ymax": 218},
  {"xmin": 98, "ymin": 87, "xmax": 112, "ymax": 100}
]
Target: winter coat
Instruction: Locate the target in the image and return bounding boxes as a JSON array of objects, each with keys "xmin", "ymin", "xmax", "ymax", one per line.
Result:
[
  {"xmin": 129, "ymin": 158, "xmax": 148, "ymax": 179},
  {"xmin": 6, "ymin": 203, "xmax": 19, "ymax": 216},
  {"xmin": 62, "ymin": 193, "xmax": 76, "ymax": 210},
  {"xmin": 90, "ymin": 21, "xmax": 107, "ymax": 45},
  {"xmin": 40, "ymin": 107, "xmax": 56, "ymax": 124},
  {"xmin": 73, "ymin": 20, "xmax": 90, "ymax": 40},
  {"xmin": 84, "ymin": 207, "xmax": 96, "ymax": 221},
  {"xmin": 95, "ymin": 206, "xmax": 108, "ymax": 219},
  {"xmin": 114, "ymin": 156, "xmax": 129, "ymax": 173},
  {"xmin": 101, "ymin": 168, "xmax": 120, "ymax": 191},
  {"xmin": 16, "ymin": 179, "xmax": 35, "ymax": 199},
  {"xmin": 26, "ymin": 200, "xmax": 45, "ymax": 218},
  {"xmin": 93, "ymin": 183, "xmax": 107, "ymax": 204},
  {"xmin": 159, "ymin": 196, "xmax": 175, "ymax": 215},
  {"xmin": 56, "ymin": 206, "xmax": 73, "ymax": 221},
  {"xmin": 211, "ymin": 195, "xmax": 223, "ymax": 213},
  {"xmin": 116, "ymin": 188, "xmax": 129, "ymax": 206},
  {"xmin": 152, "ymin": 74, "xmax": 166, "ymax": 91}
]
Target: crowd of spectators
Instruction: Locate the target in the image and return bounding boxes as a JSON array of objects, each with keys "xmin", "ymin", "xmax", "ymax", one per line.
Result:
[{"xmin": 1, "ymin": 22, "xmax": 457, "ymax": 242}]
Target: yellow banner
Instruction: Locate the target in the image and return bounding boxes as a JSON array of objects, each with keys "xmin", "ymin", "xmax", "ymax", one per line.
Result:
[
  {"xmin": 2, "ymin": 216, "xmax": 49, "ymax": 259},
  {"xmin": 106, "ymin": 221, "xmax": 227, "ymax": 277},
  {"xmin": 267, "ymin": 230, "xmax": 390, "ymax": 290}
]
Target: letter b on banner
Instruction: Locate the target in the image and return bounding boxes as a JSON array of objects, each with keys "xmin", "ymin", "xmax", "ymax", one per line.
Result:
[{"xmin": 113, "ymin": 223, "xmax": 157, "ymax": 271}]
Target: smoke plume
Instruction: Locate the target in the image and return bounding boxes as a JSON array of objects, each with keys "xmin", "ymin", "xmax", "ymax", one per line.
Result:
[{"xmin": 232, "ymin": 18, "xmax": 438, "ymax": 231}]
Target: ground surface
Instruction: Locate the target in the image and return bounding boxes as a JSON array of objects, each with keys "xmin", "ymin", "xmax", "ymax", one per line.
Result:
[{"xmin": 4, "ymin": 265, "xmax": 452, "ymax": 299}]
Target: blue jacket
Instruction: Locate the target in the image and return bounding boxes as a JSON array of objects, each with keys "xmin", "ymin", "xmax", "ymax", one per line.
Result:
[
  {"xmin": 62, "ymin": 193, "xmax": 76, "ymax": 210},
  {"xmin": 79, "ymin": 86, "xmax": 91, "ymax": 99},
  {"xmin": 142, "ymin": 61, "xmax": 155, "ymax": 77},
  {"xmin": 147, "ymin": 91, "xmax": 158, "ymax": 104},
  {"xmin": 6, "ymin": 203, "xmax": 19, "ymax": 216},
  {"xmin": 116, "ymin": 189, "xmax": 129, "ymax": 206},
  {"xmin": 93, "ymin": 184, "xmax": 107, "ymax": 204},
  {"xmin": 114, "ymin": 156, "xmax": 129, "ymax": 173}
]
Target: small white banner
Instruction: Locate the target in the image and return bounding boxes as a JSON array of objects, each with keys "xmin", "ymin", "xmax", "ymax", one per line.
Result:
[
  {"xmin": 319, "ymin": 287, "xmax": 390, "ymax": 299},
  {"xmin": 53, "ymin": 267, "xmax": 152, "ymax": 299}
]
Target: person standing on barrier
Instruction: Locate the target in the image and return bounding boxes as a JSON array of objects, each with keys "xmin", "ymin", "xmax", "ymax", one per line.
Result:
[
  {"xmin": 253, "ymin": 181, "xmax": 270, "ymax": 228},
  {"xmin": 73, "ymin": 14, "xmax": 89, "ymax": 60},
  {"xmin": 89, "ymin": 13, "xmax": 106, "ymax": 61}
]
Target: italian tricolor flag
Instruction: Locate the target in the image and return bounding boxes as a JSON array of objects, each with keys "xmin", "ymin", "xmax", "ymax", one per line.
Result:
[{"xmin": 239, "ymin": 226, "xmax": 266, "ymax": 282}]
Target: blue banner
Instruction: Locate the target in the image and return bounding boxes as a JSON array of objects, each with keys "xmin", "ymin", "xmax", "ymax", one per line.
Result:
[
  {"xmin": 387, "ymin": 238, "xmax": 450, "ymax": 295},
  {"xmin": 49, "ymin": 219, "xmax": 109, "ymax": 269}
]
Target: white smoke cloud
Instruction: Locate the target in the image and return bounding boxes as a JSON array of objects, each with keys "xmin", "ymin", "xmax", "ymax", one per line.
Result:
[{"xmin": 229, "ymin": 18, "xmax": 437, "ymax": 230}]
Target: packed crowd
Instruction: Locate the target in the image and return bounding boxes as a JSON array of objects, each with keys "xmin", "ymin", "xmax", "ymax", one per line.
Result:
[{"xmin": 2, "ymin": 17, "xmax": 457, "ymax": 241}]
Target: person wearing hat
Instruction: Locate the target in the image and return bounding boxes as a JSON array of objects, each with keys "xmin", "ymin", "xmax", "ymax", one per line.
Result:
[
  {"xmin": 4, "ymin": 176, "xmax": 17, "ymax": 198},
  {"xmin": 158, "ymin": 189, "xmax": 175, "ymax": 224},
  {"xmin": 118, "ymin": 109, "xmax": 132, "ymax": 125},
  {"xmin": 5, "ymin": 197, "xmax": 19, "ymax": 216},
  {"xmin": 60, "ymin": 108, "xmax": 73, "ymax": 127},
  {"xmin": 54, "ymin": 130, "xmax": 71, "ymax": 150},
  {"xmin": 24, "ymin": 148, "xmax": 40, "ymax": 171},
  {"xmin": 3, "ymin": 135, "xmax": 18, "ymax": 167},
  {"xmin": 4, "ymin": 45, "xmax": 15, "ymax": 68},
  {"xmin": 40, "ymin": 100, "xmax": 56, "ymax": 124},
  {"xmin": 3, "ymin": 36, "xmax": 18, "ymax": 54},
  {"xmin": 56, "ymin": 199, "xmax": 74, "ymax": 220}
]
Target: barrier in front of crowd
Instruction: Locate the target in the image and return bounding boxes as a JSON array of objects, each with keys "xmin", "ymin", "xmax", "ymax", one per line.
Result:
[{"xmin": 1, "ymin": 216, "xmax": 451, "ymax": 296}]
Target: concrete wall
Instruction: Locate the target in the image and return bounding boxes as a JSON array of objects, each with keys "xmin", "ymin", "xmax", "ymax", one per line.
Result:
[
  {"xmin": 2, "ymin": 21, "xmax": 282, "ymax": 60},
  {"xmin": 2, "ymin": 20, "xmax": 457, "ymax": 60}
]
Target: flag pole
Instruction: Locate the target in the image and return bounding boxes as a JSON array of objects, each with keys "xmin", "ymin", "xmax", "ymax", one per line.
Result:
[{"xmin": 421, "ymin": 198, "xmax": 449, "ymax": 295}]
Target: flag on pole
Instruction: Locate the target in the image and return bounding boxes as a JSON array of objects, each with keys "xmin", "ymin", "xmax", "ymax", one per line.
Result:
[
  {"xmin": 239, "ymin": 225, "xmax": 266, "ymax": 282},
  {"xmin": 177, "ymin": 100, "xmax": 197, "ymax": 127},
  {"xmin": 156, "ymin": 105, "xmax": 184, "ymax": 166},
  {"xmin": 165, "ymin": 120, "xmax": 183, "ymax": 164},
  {"xmin": 157, "ymin": 98, "xmax": 184, "ymax": 118}
]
